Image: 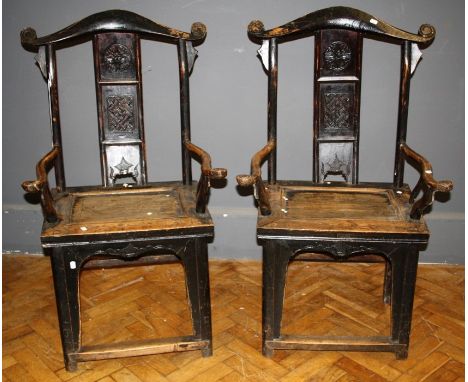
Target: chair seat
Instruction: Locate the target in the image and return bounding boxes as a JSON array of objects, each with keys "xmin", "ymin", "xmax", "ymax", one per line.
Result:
[
  {"xmin": 257, "ymin": 182, "xmax": 429, "ymax": 240},
  {"xmin": 41, "ymin": 182, "xmax": 213, "ymax": 244}
]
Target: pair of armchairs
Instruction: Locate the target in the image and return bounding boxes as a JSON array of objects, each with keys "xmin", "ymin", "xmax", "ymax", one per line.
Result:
[{"xmin": 21, "ymin": 7, "xmax": 452, "ymax": 371}]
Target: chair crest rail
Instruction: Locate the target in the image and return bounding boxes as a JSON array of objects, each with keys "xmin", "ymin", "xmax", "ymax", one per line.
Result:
[
  {"xmin": 21, "ymin": 9, "xmax": 206, "ymax": 51},
  {"xmin": 248, "ymin": 6, "xmax": 435, "ymax": 45}
]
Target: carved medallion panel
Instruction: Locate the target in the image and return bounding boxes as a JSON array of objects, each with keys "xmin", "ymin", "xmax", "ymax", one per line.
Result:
[
  {"xmin": 318, "ymin": 30, "xmax": 359, "ymax": 77},
  {"xmin": 324, "ymin": 41, "xmax": 351, "ymax": 72},
  {"xmin": 102, "ymin": 85, "xmax": 140, "ymax": 140},
  {"xmin": 96, "ymin": 33, "xmax": 137, "ymax": 81},
  {"xmin": 319, "ymin": 83, "xmax": 356, "ymax": 137}
]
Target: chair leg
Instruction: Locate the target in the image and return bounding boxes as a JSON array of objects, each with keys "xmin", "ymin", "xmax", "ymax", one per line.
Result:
[
  {"xmin": 50, "ymin": 248, "xmax": 82, "ymax": 372},
  {"xmin": 262, "ymin": 242, "xmax": 290, "ymax": 357},
  {"xmin": 182, "ymin": 238, "xmax": 213, "ymax": 357},
  {"xmin": 383, "ymin": 260, "xmax": 392, "ymax": 304},
  {"xmin": 389, "ymin": 246, "xmax": 419, "ymax": 360}
]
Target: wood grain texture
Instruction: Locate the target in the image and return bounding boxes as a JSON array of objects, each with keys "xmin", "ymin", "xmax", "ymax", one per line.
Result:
[
  {"xmin": 3, "ymin": 255, "xmax": 464, "ymax": 381},
  {"xmin": 41, "ymin": 183, "xmax": 213, "ymax": 243},
  {"xmin": 257, "ymin": 183, "xmax": 429, "ymax": 238}
]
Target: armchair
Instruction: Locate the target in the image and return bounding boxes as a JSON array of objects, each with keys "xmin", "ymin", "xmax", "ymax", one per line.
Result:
[
  {"xmin": 21, "ymin": 10, "xmax": 226, "ymax": 371},
  {"xmin": 237, "ymin": 7, "xmax": 452, "ymax": 359}
]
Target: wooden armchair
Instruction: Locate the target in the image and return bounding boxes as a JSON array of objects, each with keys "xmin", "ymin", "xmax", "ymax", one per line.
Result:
[
  {"xmin": 237, "ymin": 7, "xmax": 452, "ymax": 359},
  {"xmin": 21, "ymin": 10, "xmax": 226, "ymax": 371}
]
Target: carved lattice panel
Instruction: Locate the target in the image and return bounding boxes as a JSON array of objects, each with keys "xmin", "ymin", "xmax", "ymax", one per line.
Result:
[
  {"xmin": 324, "ymin": 93, "xmax": 350, "ymax": 129},
  {"xmin": 319, "ymin": 83, "xmax": 356, "ymax": 137},
  {"xmin": 102, "ymin": 85, "xmax": 139, "ymax": 140},
  {"xmin": 107, "ymin": 96, "xmax": 135, "ymax": 132}
]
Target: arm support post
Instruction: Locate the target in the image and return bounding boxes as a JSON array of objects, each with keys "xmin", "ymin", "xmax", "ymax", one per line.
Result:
[
  {"xmin": 400, "ymin": 143, "xmax": 453, "ymax": 219},
  {"xmin": 236, "ymin": 139, "xmax": 276, "ymax": 216},
  {"xmin": 22, "ymin": 146, "xmax": 61, "ymax": 223},
  {"xmin": 184, "ymin": 141, "xmax": 227, "ymax": 213}
]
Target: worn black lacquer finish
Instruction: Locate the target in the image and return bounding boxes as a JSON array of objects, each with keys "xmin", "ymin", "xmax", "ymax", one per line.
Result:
[
  {"xmin": 247, "ymin": 6, "xmax": 436, "ymax": 44},
  {"xmin": 21, "ymin": 10, "xmax": 225, "ymax": 371},
  {"xmin": 20, "ymin": 9, "xmax": 207, "ymax": 51},
  {"xmin": 237, "ymin": 6, "xmax": 452, "ymax": 359}
]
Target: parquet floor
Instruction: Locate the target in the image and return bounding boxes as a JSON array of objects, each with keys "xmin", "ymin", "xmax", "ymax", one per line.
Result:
[{"xmin": 3, "ymin": 254, "xmax": 464, "ymax": 381}]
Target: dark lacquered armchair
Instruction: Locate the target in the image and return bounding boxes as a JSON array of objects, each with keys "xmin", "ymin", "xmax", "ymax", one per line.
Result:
[
  {"xmin": 21, "ymin": 10, "xmax": 226, "ymax": 371},
  {"xmin": 237, "ymin": 7, "xmax": 452, "ymax": 359}
]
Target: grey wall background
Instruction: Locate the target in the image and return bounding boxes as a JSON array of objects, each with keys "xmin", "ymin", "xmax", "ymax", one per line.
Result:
[{"xmin": 3, "ymin": 0, "xmax": 464, "ymax": 263}]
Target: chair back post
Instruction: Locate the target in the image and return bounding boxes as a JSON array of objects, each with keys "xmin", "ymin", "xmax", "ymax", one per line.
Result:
[
  {"xmin": 394, "ymin": 40, "xmax": 412, "ymax": 188},
  {"xmin": 178, "ymin": 39, "xmax": 193, "ymax": 185},
  {"xmin": 267, "ymin": 38, "xmax": 278, "ymax": 184},
  {"xmin": 46, "ymin": 44, "xmax": 66, "ymax": 191}
]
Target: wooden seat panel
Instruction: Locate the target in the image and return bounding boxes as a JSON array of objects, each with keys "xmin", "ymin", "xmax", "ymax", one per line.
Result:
[
  {"xmin": 258, "ymin": 184, "xmax": 429, "ymax": 238},
  {"xmin": 41, "ymin": 184, "xmax": 213, "ymax": 243},
  {"xmin": 71, "ymin": 190, "xmax": 184, "ymax": 223},
  {"xmin": 285, "ymin": 189, "xmax": 397, "ymax": 220}
]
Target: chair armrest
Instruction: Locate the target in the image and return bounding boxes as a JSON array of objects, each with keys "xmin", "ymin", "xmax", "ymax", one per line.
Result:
[
  {"xmin": 21, "ymin": 146, "xmax": 61, "ymax": 223},
  {"xmin": 236, "ymin": 139, "xmax": 276, "ymax": 216},
  {"xmin": 184, "ymin": 141, "xmax": 227, "ymax": 213},
  {"xmin": 185, "ymin": 141, "xmax": 227, "ymax": 179},
  {"xmin": 400, "ymin": 143, "xmax": 453, "ymax": 219}
]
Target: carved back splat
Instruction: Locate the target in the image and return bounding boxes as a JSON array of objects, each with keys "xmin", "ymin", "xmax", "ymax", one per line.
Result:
[
  {"xmin": 314, "ymin": 30, "xmax": 362, "ymax": 183},
  {"xmin": 94, "ymin": 33, "xmax": 146, "ymax": 186}
]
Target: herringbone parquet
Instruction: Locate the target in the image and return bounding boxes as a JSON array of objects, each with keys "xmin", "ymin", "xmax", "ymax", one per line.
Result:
[{"xmin": 3, "ymin": 255, "xmax": 464, "ymax": 381}]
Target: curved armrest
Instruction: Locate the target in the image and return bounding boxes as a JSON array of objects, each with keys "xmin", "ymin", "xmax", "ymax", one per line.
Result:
[
  {"xmin": 184, "ymin": 141, "xmax": 227, "ymax": 213},
  {"xmin": 400, "ymin": 143, "xmax": 453, "ymax": 219},
  {"xmin": 184, "ymin": 141, "xmax": 227, "ymax": 179},
  {"xmin": 236, "ymin": 140, "xmax": 276, "ymax": 215},
  {"xmin": 21, "ymin": 146, "xmax": 61, "ymax": 223}
]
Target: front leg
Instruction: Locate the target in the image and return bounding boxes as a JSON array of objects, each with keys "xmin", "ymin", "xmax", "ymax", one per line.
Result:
[{"xmin": 50, "ymin": 248, "xmax": 84, "ymax": 371}]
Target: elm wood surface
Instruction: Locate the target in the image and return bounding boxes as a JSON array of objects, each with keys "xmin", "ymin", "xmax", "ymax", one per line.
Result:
[
  {"xmin": 40, "ymin": 183, "xmax": 213, "ymax": 244},
  {"xmin": 20, "ymin": 10, "xmax": 225, "ymax": 371},
  {"xmin": 256, "ymin": 183, "xmax": 429, "ymax": 238},
  {"xmin": 237, "ymin": 6, "xmax": 453, "ymax": 359}
]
